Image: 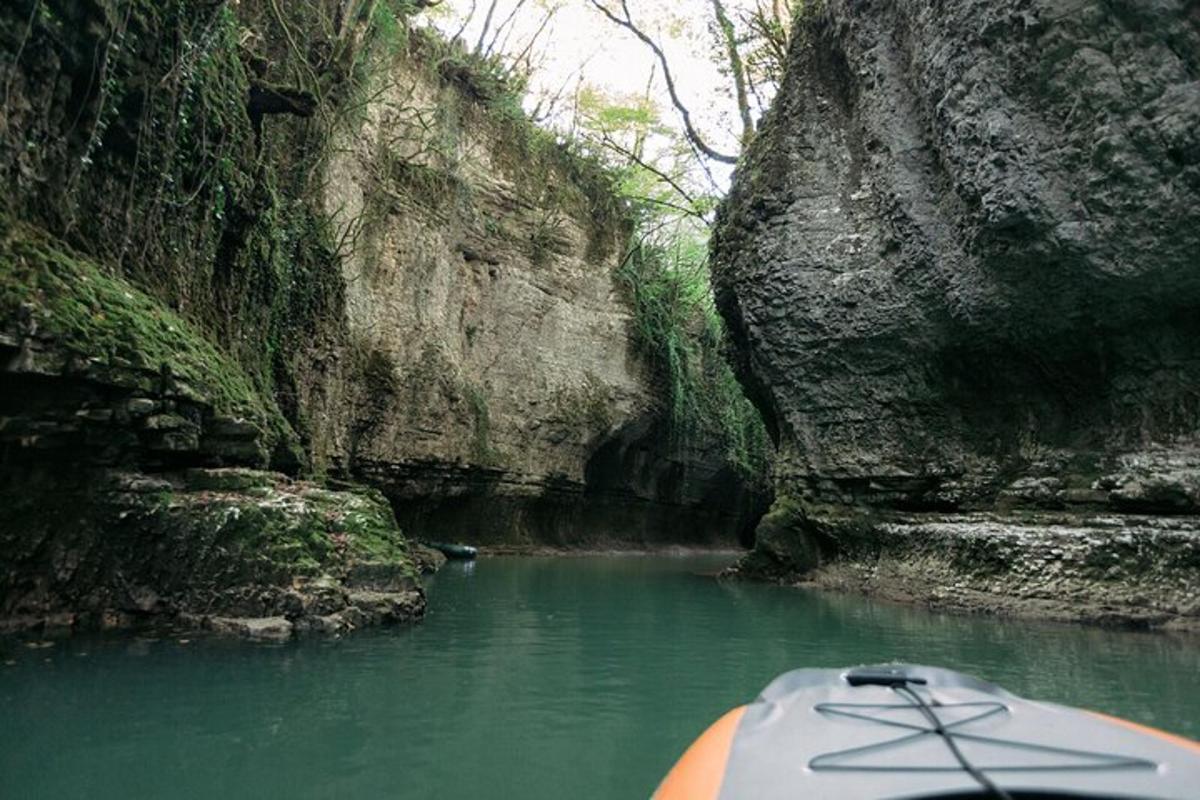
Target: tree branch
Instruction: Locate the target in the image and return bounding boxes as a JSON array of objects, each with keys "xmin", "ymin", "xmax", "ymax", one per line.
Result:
[
  {"xmin": 474, "ymin": 0, "xmax": 501, "ymax": 55},
  {"xmin": 586, "ymin": 0, "xmax": 738, "ymax": 165},
  {"xmin": 484, "ymin": 0, "xmax": 529, "ymax": 57},
  {"xmin": 451, "ymin": 0, "xmax": 478, "ymax": 44},
  {"xmin": 628, "ymin": 194, "xmax": 712, "ymax": 225},
  {"xmin": 502, "ymin": 5, "xmax": 558, "ymax": 83},
  {"xmin": 595, "ymin": 132, "xmax": 699, "ymax": 209}
]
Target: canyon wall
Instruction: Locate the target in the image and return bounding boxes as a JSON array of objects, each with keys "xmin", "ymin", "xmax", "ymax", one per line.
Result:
[
  {"xmin": 713, "ymin": 0, "xmax": 1200, "ymax": 628},
  {"xmin": 316, "ymin": 42, "xmax": 766, "ymax": 545},
  {"xmin": 0, "ymin": 1, "xmax": 764, "ymax": 634}
]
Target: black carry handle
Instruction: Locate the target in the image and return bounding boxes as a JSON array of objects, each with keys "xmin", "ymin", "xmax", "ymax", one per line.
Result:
[{"xmin": 844, "ymin": 666, "xmax": 928, "ymax": 687}]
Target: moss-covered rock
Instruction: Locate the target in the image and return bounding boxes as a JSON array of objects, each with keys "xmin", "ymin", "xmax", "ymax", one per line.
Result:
[
  {"xmin": 0, "ymin": 468, "xmax": 425, "ymax": 637},
  {"xmin": 1, "ymin": 220, "xmax": 272, "ymax": 421}
]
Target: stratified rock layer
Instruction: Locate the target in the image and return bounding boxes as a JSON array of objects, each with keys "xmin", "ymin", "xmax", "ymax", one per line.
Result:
[
  {"xmin": 713, "ymin": 0, "xmax": 1200, "ymax": 627},
  {"xmin": 317, "ymin": 46, "xmax": 767, "ymax": 544}
]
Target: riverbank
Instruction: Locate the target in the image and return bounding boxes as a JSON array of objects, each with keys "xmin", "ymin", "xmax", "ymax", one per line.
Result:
[
  {"xmin": 0, "ymin": 468, "xmax": 438, "ymax": 640},
  {"xmin": 728, "ymin": 508, "xmax": 1200, "ymax": 632},
  {"xmin": 1, "ymin": 537, "xmax": 743, "ymax": 640}
]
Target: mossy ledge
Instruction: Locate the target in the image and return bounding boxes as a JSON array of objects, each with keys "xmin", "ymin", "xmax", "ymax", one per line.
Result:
[
  {"xmin": 0, "ymin": 220, "xmax": 433, "ymax": 637},
  {"xmin": 0, "ymin": 467, "xmax": 438, "ymax": 639},
  {"xmin": 724, "ymin": 492, "xmax": 1200, "ymax": 632},
  {"xmin": 2, "ymin": 219, "xmax": 281, "ymax": 441}
]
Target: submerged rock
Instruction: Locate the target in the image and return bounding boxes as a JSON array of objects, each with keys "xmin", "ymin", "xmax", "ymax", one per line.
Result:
[{"xmin": 207, "ymin": 616, "xmax": 294, "ymax": 642}]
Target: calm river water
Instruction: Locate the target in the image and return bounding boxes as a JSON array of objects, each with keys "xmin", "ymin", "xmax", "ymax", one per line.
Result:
[{"xmin": 2, "ymin": 553, "xmax": 1198, "ymax": 798}]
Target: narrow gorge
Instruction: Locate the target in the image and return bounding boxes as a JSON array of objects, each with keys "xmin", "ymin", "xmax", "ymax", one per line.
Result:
[
  {"xmin": 3, "ymin": 0, "xmax": 1199, "ymax": 641},
  {"xmin": 0, "ymin": 0, "xmax": 768, "ymax": 637},
  {"xmin": 4, "ymin": 2, "xmax": 1200, "ymax": 797},
  {"xmin": 714, "ymin": 0, "xmax": 1200, "ymax": 629}
]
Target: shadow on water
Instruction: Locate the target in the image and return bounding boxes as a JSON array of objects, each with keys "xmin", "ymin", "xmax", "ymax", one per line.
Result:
[{"xmin": 1, "ymin": 554, "xmax": 1197, "ymax": 799}]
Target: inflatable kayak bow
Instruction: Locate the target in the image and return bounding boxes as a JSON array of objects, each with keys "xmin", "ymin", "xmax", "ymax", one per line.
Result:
[{"xmin": 655, "ymin": 665, "xmax": 1200, "ymax": 800}]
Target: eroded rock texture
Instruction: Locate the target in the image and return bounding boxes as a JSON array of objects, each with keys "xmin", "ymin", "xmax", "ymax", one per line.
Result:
[{"xmin": 713, "ymin": 0, "xmax": 1200, "ymax": 627}]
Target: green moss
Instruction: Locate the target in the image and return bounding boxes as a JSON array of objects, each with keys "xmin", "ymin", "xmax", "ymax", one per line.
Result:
[
  {"xmin": 0, "ymin": 1, "xmax": 364, "ymax": 466},
  {"xmin": 466, "ymin": 384, "xmax": 492, "ymax": 461},
  {"xmin": 359, "ymin": 347, "xmax": 401, "ymax": 398},
  {"xmin": 391, "ymin": 160, "xmax": 467, "ymax": 206},
  {"xmin": 0, "ymin": 220, "xmax": 272, "ymax": 423},
  {"xmin": 144, "ymin": 476, "xmax": 418, "ymax": 586},
  {"xmin": 328, "ymin": 485, "xmax": 418, "ymax": 574},
  {"xmin": 751, "ymin": 495, "xmax": 822, "ymax": 572},
  {"xmin": 464, "ymin": 382, "xmax": 503, "ymax": 466},
  {"xmin": 555, "ymin": 374, "xmax": 614, "ymax": 431},
  {"xmin": 740, "ymin": 494, "xmax": 883, "ymax": 579},
  {"xmin": 183, "ymin": 468, "xmax": 279, "ymax": 492}
]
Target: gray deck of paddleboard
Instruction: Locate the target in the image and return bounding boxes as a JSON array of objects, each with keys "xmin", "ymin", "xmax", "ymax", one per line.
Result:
[{"xmin": 718, "ymin": 666, "xmax": 1199, "ymax": 799}]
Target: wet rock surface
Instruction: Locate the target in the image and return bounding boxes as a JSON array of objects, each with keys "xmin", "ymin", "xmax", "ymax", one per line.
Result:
[
  {"xmin": 0, "ymin": 468, "xmax": 427, "ymax": 639},
  {"xmin": 729, "ymin": 506, "xmax": 1200, "ymax": 630},
  {"xmin": 712, "ymin": 0, "xmax": 1200, "ymax": 627}
]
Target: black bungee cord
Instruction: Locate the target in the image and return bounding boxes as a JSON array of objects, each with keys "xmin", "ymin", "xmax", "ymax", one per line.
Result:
[
  {"xmin": 891, "ymin": 683, "xmax": 1015, "ymax": 800},
  {"xmin": 809, "ymin": 667, "xmax": 1158, "ymax": 797}
]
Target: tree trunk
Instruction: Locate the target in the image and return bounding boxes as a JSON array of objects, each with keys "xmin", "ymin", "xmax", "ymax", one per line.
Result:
[{"xmin": 709, "ymin": 0, "xmax": 754, "ymax": 146}]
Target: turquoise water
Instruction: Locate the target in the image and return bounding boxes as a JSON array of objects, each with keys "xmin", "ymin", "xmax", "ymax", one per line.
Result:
[{"xmin": 2, "ymin": 554, "xmax": 1198, "ymax": 799}]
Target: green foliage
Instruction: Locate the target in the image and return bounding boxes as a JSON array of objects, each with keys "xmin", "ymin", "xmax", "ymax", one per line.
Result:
[
  {"xmin": 391, "ymin": 158, "xmax": 467, "ymax": 205},
  {"xmin": 619, "ymin": 235, "xmax": 770, "ymax": 482},
  {"xmin": 410, "ymin": 27, "xmax": 528, "ymax": 118},
  {"xmin": 577, "ymin": 85, "xmax": 662, "ymax": 134},
  {"xmin": 561, "ymin": 62, "xmax": 770, "ymax": 484},
  {"xmin": 555, "ymin": 373, "xmax": 614, "ymax": 432},
  {"xmin": 0, "ymin": 0, "xmax": 383, "ymax": 464},
  {"xmin": 369, "ymin": 0, "xmax": 419, "ymax": 54}
]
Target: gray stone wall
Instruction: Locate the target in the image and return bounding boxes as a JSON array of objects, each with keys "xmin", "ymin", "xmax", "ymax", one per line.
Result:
[{"xmin": 713, "ymin": 0, "xmax": 1200, "ymax": 626}]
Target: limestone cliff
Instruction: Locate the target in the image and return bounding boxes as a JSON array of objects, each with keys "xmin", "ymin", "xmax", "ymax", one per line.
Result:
[
  {"xmin": 313, "ymin": 42, "xmax": 766, "ymax": 544},
  {"xmin": 0, "ymin": 1, "xmax": 765, "ymax": 634},
  {"xmin": 713, "ymin": 0, "xmax": 1200, "ymax": 628}
]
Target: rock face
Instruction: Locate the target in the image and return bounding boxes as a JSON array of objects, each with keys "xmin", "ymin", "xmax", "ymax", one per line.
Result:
[
  {"xmin": 0, "ymin": 467, "xmax": 430, "ymax": 637},
  {"xmin": 312, "ymin": 45, "xmax": 766, "ymax": 544},
  {"xmin": 713, "ymin": 0, "xmax": 1200, "ymax": 627},
  {"xmin": 0, "ymin": 3, "xmax": 765, "ymax": 632}
]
